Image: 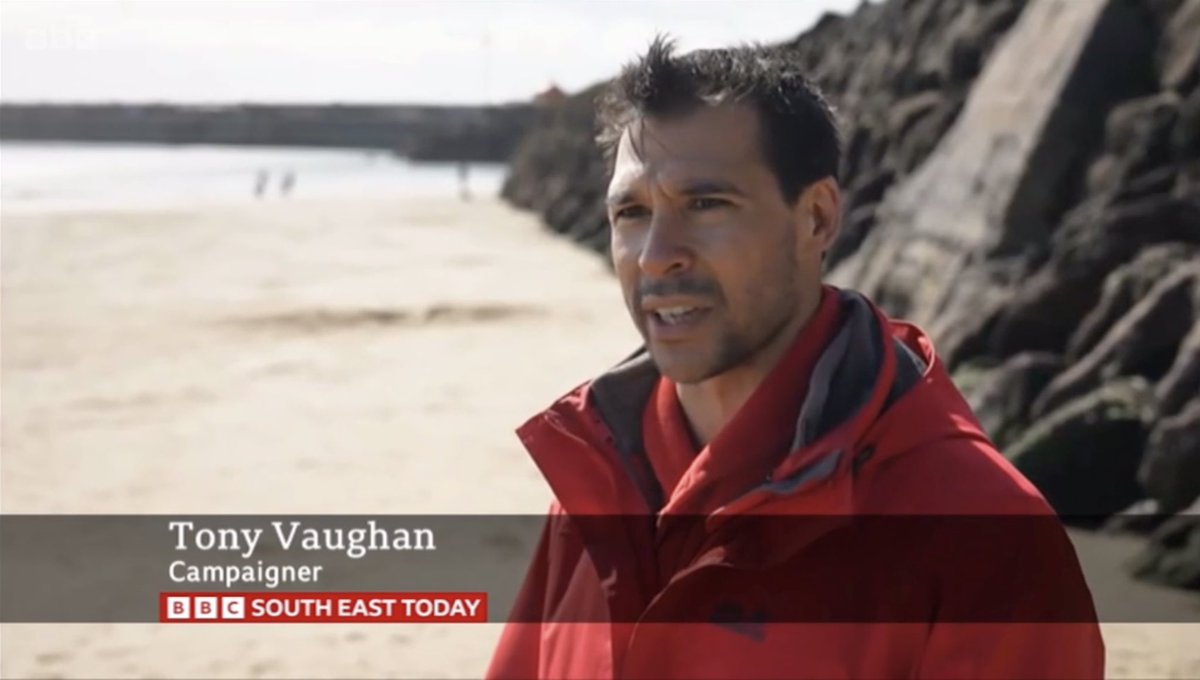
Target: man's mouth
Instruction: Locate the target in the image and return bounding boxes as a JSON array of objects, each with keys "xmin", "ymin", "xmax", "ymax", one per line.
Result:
[
  {"xmin": 653, "ymin": 306, "xmax": 706, "ymax": 325},
  {"xmin": 644, "ymin": 303, "xmax": 713, "ymax": 339}
]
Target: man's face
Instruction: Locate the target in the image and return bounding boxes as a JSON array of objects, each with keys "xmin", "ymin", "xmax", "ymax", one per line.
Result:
[{"xmin": 607, "ymin": 103, "xmax": 830, "ymax": 384}]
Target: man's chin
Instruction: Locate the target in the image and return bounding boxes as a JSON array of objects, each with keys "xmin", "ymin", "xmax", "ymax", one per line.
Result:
[{"xmin": 647, "ymin": 346, "xmax": 715, "ymax": 385}]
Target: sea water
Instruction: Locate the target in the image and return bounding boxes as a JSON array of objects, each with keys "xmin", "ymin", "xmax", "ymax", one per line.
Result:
[{"xmin": 0, "ymin": 141, "xmax": 507, "ymax": 213}]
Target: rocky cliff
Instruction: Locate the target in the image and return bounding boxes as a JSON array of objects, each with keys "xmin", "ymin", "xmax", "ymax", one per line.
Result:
[{"xmin": 502, "ymin": 0, "xmax": 1200, "ymax": 589}]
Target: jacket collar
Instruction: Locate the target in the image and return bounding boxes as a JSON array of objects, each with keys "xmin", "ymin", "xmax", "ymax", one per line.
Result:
[{"xmin": 519, "ymin": 288, "xmax": 933, "ymax": 520}]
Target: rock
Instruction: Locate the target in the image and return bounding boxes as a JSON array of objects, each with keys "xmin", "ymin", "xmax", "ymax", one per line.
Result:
[
  {"xmin": 1146, "ymin": 0, "xmax": 1186, "ymax": 25},
  {"xmin": 936, "ymin": 285, "xmax": 1013, "ymax": 370},
  {"xmin": 984, "ymin": 195, "xmax": 1200, "ymax": 361},
  {"xmin": 570, "ymin": 201, "xmax": 613, "ymax": 260},
  {"xmin": 1084, "ymin": 92, "xmax": 1181, "ymax": 198},
  {"xmin": 829, "ymin": 167, "xmax": 898, "ymax": 266},
  {"xmin": 841, "ymin": 122, "xmax": 885, "ymax": 189},
  {"xmin": 1105, "ymin": 93, "xmax": 1181, "ymax": 162},
  {"xmin": 829, "ymin": 203, "xmax": 880, "ymax": 269},
  {"xmin": 1157, "ymin": 319, "xmax": 1200, "ymax": 418},
  {"xmin": 935, "ymin": 0, "xmax": 1026, "ymax": 85},
  {"xmin": 1116, "ymin": 164, "xmax": 1191, "ymax": 203},
  {"xmin": 1159, "ymin": 0, "xmax": 1200, "ymax": 93},
  {"xmin": 1067, "ymin": 242, "xmax": 1200, "ymax": 362},
  {"xmin": 1102, "ymin": 498, "xmax": 1172, "ymax": 535},
  {"xmin": 887, "ymin": 91, "xmax": 946, "ymax": 142},
  {"xmin": 845, "ymin": 167, "xmax": 895, "ymax": 211},
  {"xmin": 1139, "ymin": 399, "xmax": 1200, "ymax": 513},
  {"xmin": 886, "ymin": 92, "xmax": 965, "ymax": 174},
  {"xmin": 1032, "ymin": 262, "xmax": 1199, "ymax": 418},
  {"xmin": 896, "ymin": 94, "xmax": 966, "ymax": 176},
  {"xmin": 1006, "ymin": 377, "xmax": 1151, "ymax": 523},
  {"xmin": 949, "ymin": 359, "xmax": 998, "ymax": 397},
  {"xmin": 1172, "ymin": 87, "xmax": 1200, "ymax": 162},
  {"xmin": 1127, "ymin": 500, "xmax": 1200, "ymax": 591},
  {"xmin": 1050, "ymin": 194, "xmax": 1200, "ymax": 278},
  {"xmin": 843, "ymin": 0, "xmax": 1156, "ymax": 339},
  {"xmin": 963, "ymin": 352, "xmax": 1063, "ymax": 447},
  {"xmin": 983, "ymin": 266, "xmax": 1103, "ymax": 359},
  {"xmin": 501, "ymin": 95, "xmax": 616, "ymax": 254}
]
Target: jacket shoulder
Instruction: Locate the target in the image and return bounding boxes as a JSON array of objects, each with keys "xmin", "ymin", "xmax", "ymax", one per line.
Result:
[
  {"xmin": 858, "ymin": 326, "xmax": 1053, "ymax": 516},
  {"xmin": 858, "ymin": 434, "xmax": 1054, "ymax": 516}
]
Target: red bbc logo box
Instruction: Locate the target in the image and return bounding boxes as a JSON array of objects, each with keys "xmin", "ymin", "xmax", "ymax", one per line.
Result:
[
  {"xmin": 164, "ymin": 595, "xmax": 245, "ymax": 620},
  {"xmin": 160, "ymin": 593, "xmax": 487, "ymax": 623}
]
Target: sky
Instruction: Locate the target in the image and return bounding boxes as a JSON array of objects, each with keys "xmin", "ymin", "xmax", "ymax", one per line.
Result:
[{"xmin": 1, "ymin": 0, "xmax": 863, "ymax": 104}]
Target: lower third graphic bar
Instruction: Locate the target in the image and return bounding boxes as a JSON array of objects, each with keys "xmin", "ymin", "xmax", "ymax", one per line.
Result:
[{"xmin": 159, "ymin": 592, "xmax": 487, "ymax": 623}]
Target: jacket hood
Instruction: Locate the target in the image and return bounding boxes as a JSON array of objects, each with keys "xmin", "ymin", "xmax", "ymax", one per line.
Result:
[{"xmin": 516, "ymin": 288, "xmax": 989, "ymax": 520}]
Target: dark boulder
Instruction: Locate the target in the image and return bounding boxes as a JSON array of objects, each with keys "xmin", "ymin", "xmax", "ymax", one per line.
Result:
[
  {"xmin": 1157, "ymin": 320, "xmax": 1200, "ymax": 418},
  {"xmin": 934, "ymin": 0, "xmax": 1026, "ymax": 85},
  {"xmin": 1139, "ymin": 399, "xmax": 1200, "ymax": 513},
  {"xmin": 1006, "ymin": 377, "xmax": 1151, "ymax": 524},
  {"xmin": 1159, "ymin": 0, "xmax": 1200, "ymax": 93},
  {"xmin": 963, "ymin": 352, "xmax": 1063, "ymax": 448},
  {"xmin": 1066, "ymin": 242, "xmax": 1200, "ymax": 363},
  {"xmin": 846, "ymin": 167, "xmax": 896, "ymax": 211},
  {"xmin": 988, "ymin": 195, "xmax": 1200, "ymax": 360},
  {"xmin": 1084, "ymin": 92, "xmax": 1181, "ymax": 198},
  {"xmin": 1172, "ymin": 87, "xmax": 1200, "ymax": 163},
  {"xmin": 1127, "ymin": 501, "xmax": 1200, "ymax": 590},
  {"xmin": 1051, "ymin": 194, "xmax": 1200, "ymax": 276},
  {"xmin": 829, "ymin": 203, "xmax": 881, "ymax": 269},
  {"xmin": 829, "ymin": 167, "xmax": 898, "ymax": 267},
  {"xmin": 1032, "ymin": 262, "xmax": 1199, "ymax": 418},
  {"xmin": 1102, "ymin": 498, "xmax": 1173, "ymax": 535},
  {"xmin": 985, "ymin": 266, "xmax": 1103, "ymax": 360},
  {"xmin": 886, "ymin": 92, "xmax": 965, "ymax": 175}
]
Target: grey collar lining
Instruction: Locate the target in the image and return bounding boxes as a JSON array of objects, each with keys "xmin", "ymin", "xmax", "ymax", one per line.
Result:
[{"xmin": 585, "ymin": 290, "xmax": 927, "ymax": 509}]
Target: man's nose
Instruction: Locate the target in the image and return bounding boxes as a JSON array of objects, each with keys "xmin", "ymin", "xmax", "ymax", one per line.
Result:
[{"xmin": 638, "ymin": 208, "xmax": 692, "ymax": 278}]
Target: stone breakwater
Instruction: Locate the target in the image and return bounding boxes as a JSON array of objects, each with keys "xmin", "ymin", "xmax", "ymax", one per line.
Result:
[
  {"xmin": 0, "ymin": 103, "xmax": 540, "ymax": 162},
  {"xmin": 501, "ymin": 0, "xmax": 1200, "ymax": 589}
]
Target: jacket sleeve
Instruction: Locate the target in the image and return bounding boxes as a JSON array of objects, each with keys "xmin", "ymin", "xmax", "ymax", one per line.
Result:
[
  {"xmin": 485, "ymin": 506, "xmax": 555, "ymax": 680},
  {"xmin": 918, "ymin": 622, "xmax": 1104, "ymax": 679},
  {"xmin": 915, "ymin": 502, "xmax": 1105, "ymax": 678}
]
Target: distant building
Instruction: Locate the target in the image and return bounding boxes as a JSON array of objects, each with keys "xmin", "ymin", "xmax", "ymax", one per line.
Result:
[{"xmin": 532, "ymin": 84, "xmax": 567, "ymax": 107}]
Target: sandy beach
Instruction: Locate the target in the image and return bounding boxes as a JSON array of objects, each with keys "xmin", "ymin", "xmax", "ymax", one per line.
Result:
[
  {"xmin": 1, "ymin": 195, "xmax": 637, "ymax": 678},
  {"xmin": 2, "ymin": 195, "xmax": 1197, "ymax": 678}
]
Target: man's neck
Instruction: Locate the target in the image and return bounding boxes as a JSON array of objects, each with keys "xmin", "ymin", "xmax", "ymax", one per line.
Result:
[{"xmin": 675, "ymin": 291, "xmax": 823, "ymax": 446}]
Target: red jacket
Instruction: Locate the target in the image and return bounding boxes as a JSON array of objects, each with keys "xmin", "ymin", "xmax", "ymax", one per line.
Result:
[{"xmin": 488, "ymin": 290, "xmax": 1104, "ymax": 679}]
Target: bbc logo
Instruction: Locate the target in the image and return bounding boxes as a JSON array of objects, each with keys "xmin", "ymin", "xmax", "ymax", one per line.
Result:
[{"xmin": 165, "ymin": 595, "xmax": 245, "ymax": 621}]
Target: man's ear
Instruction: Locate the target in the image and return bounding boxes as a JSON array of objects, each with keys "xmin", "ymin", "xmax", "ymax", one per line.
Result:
[{"xmin": 803, "ymin": 176, "xmax": 842, "ymax": 252}]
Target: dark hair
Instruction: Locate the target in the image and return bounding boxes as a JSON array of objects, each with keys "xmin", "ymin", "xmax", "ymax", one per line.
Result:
[{"xmin": 596, "ymin": 35, "xmax": 841, "ymax": 204}]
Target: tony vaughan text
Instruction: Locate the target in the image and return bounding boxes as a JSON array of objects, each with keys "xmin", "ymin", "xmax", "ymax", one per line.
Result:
[{"xmin": 168, "ymin": 520, "xmax": 436, "ymax": 559}]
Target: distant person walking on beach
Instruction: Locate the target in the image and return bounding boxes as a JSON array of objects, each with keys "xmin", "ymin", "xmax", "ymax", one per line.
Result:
[
  {"xmin": 457, "ymin": 161, "xmax": 471, "ymax": 202},
  {"xmin": 281, "ymin": 171, "xmax": 296, "ymax": 196},
  {"xmin": 253, "ymin": 170, "xmax": 269, "ymax": 197},
  {"xmin": 487, "ymin": 36, "xmax": 1103, "ymax": 680}
]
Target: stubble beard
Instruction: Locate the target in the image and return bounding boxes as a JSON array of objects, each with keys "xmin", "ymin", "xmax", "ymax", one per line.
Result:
[{"xmin": 645, "ymin": 264, "xmax": 802, "ymax": 386}]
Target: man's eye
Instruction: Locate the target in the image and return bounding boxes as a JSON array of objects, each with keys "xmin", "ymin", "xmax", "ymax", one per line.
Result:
[
  {"xmin": 615, "ymin": 205, "xmax": 650, "ymax": 220},
  {"xmin": 688, "ymin": 197, "xmax": 729, "ymax": 211}
]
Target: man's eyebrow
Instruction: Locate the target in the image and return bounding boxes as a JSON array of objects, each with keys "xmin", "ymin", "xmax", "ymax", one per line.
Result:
[
  {"xmin": 606, "ymin": 190, "xmax": 638, "ymax": 207},
  {"xmin": 607, "ymin": 179, "xmax": 744, "ymax": 206},
  {"xmin": 679, "ymin": 179, "xmax": 745, "ymax": 197}
]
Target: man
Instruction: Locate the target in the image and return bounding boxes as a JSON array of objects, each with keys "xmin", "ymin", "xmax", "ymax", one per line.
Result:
[{"xmin": 488, "ymin": 38, "xmax": 1103, "ymax": 679}]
